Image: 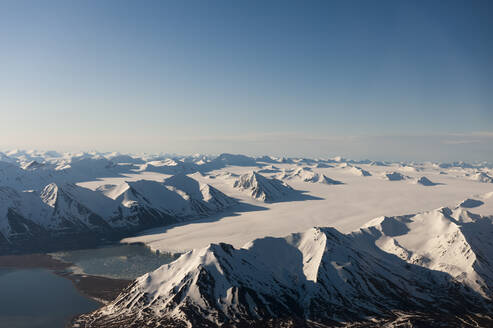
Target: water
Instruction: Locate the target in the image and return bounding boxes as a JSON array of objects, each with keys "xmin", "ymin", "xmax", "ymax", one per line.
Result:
[
  {"xmin": 0, "ymin": 268, "xmax": 100, "ymax": 328},
  {"xmin": 51, "ymin": 243, "xmax": 178, "ymax": 279},
  {"xmin": 0, "ymin": 243, "xmax": 178, "ymax": 327}
]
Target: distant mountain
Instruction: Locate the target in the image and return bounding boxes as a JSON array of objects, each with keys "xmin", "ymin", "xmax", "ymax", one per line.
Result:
[
  {"xmin": 215, "ymin": 153, "xmax": 258, "ymax": 166},
  {"xmin": 416, "ymin": 176, "xmax": 437, "ymax": 186},
  {"xmin": 0, "ymin": 161, "xmax": 55, "ymax": 189},
  {"xmin": 139, "ymin": 159, "xmax": 198, "ymax": 175},
  {"xmin": 281, "ymin": 167, "xmax": 343, "ymax": 185},
  {"xmin": 347, "ymin": 165, "xmax": 372, "ymax": 177},
  {"xmin": 314, "ymin": 162, "xmax": 333, "ymax": 168},
  {"xmin": 471, "ymin": 172, "xmax": 493, "ymax": 183},
  {"xmin": 21, "ymin": 160, "xmax": 45, "ymax": 170},
  {"xmin": 104, "ymin": 178, "xmax": 235, "ymax": 225},
  {"xmin": 438, "ymin": 161, "xmax": 476, "ymax": 169},
  {"xmin": 255, "ymin": 155, "xmax": 281, "ymax": 164},
  {"xmin": 163, "ymin": 173, "xmax": 237, "ymax": 215},
  {"xmin": 233, "ymin": 171, "xmax": 292, "ymax": 202},
  {"xmin": 198, "ymin": 153, "xmax": 260, "ymax": 172},
  {"xmin": 105, "ymin": 180, "xmax": 195, "ymax": 223},
  {"xmin": 383, "ymin": 171, "xmax": 407, "ymax": 181},
  {"xmin": 103, "ymin": 152, "xmax": 145, "ymax": 164},
  {"xmin": 75, "ymin": 207, "xmax": 493, "ymax": 327},
  {"xmin": 459, "ymin": 198, "xmax": 484, "ymax": 208},
  {"xmin": 0, "ymin": 152, "xmax": 14, "ymax": 162},
  {"xmin": 257, "ymin": 165, "xmax": 281, "ymax": 174},
  {"xmin": 369, "ymin": 160, "xmax": 389, "ymax": 166},
  {"xmin": 317, "ymin": 174, "xmax": 344, "ymax": 185}
]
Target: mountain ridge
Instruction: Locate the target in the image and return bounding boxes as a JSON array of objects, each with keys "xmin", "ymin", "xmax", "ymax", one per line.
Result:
[
  {"xmin": 0, "ymin": 175, "xmax": 236, "ymax": 254},
  {"xmin": 73, "ymin": 205, "xmax": 493, "ymax": 327}
]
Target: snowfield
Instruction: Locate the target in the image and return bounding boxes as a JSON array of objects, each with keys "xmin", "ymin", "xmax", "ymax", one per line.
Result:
[
  {"xmin": 0, "ymin": 150, "xmax": 491, "ymax": 255},
  {"xmin": 120, "ymin": 162, "xmax": 493, "ymax": 254}
]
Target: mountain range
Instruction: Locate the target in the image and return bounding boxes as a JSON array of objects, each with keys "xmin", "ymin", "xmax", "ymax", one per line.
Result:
[
  {"xmin": 0, "ymin": 176, "xmax": 236, "ymax": 253},
  {"xmin": 74, "ymin": 202, "xmax": 493, "ymax": 327}
]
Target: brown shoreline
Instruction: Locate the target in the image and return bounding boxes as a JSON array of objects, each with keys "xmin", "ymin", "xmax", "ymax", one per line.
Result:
[
  {"xmin": 0, "ymin": 253, "xmax": 131, "ymax": 304},
  {"xmin": 57, "ymin": 271, "xmax": 131, "ymax": 304}
]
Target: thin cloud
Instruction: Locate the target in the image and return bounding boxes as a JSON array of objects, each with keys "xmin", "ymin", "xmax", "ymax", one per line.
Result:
[{"xmin": 442, "ymin": 139, "xmax": 481, "ymax": 145}]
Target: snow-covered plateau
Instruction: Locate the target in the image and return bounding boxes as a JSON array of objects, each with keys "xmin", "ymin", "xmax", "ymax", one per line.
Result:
[{"xmin": 2, "ymin": 150, "xmax": 493, "ymax": 326}]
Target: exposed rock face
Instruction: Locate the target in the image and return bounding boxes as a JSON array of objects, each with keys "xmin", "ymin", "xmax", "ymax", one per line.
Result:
[
  {"xmin": 384, "ymin": 171, "xmax": 407, "ymax": 181},
  {"xmin": 416, "ymin": 176, "xmax": 436, "ymax": 186}
]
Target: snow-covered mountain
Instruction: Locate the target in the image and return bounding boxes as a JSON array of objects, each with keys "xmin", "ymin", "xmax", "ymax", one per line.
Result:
[
  {"xmin": 40, "ymin": 182, "xmax": 115, "ymax": 230},
  {"xmin": 314, "ymin": 174, "xmax": 343, "ymax": 185},
  {"xmin": 163, "ymin": 173, "xmax": 237, "ymax": 215},
  {"xmin": 279, "ymin": 167, "xmax": 343, "ymax": 185},
  {"xmin": 74, "ymin": 206, "xmax": 493, "ymax": 327},
  {"xmin": 233, "ymin": 171, "xmax": 292, "ymax": 202},
  {"xmin": 347, "ymin": 165, "xmax": 372, "ymax": 177},
  {"xmin": 383, "ymin": 171, "xmax": 407, "ymax": 181},
  {"xmin": 415, "ymin": 176, "xmax": 437, "ymax": 186},
  {"xmin": 0, "ymin": 182, "xmax": 116, "ymax": 253},
  {"xmin": 3, "ymin": 150, "xmax": 493, "ymax": 325},
  {"xmin": 139, "ymin": 159, "xmax": 198, "ymax": 175},
  {"xmin": 472, "ymin": 172, "xmax": 493, "ymax": 183},
  {"xmin": 359, "ymin": 203, "xmax": 493, "ymax": 298},
  {"xmin": 0, "ymin": 174, "xmax": 236, "ymax": 254},
  {"xmin": 197, "ymin": 153, "xmax": 260, "ymax": 172}
]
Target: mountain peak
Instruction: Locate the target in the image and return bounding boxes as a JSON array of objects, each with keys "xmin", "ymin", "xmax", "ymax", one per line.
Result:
[
  {"xmin": 75, "ymin": 221, "xmax": 493, "ymax": 327},
  {"xmin": 360, "ymin": 206, "xmax": 491, "ymax": 297},
  {"xmin": 234, "ymin": 171, "xmax": 292, "ymax": 202}
]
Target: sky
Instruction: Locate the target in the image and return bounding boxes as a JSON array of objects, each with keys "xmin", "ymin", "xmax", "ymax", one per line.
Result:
[{"xmin": 0, "ymin": 0, "xmax": 492, "ymax": 161}]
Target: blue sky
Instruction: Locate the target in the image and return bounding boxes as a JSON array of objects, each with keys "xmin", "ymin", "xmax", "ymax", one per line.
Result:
[{"xmin": 0, "ymin": 0, "xmax": 491, "ymax": 161}]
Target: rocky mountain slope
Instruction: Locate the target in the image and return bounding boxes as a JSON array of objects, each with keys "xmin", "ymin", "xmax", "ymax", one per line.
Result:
[{"xmin": 73, "ymin": 202, "xmax": 493, "ymax": 327}]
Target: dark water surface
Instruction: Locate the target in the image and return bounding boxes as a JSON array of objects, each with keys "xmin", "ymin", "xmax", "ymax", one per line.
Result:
[
  {"xmin": 0, "ymin": 243, "xmax": 178, "ymax": 327},
  {"xmin": 0, "ymin": 268, "xmax": 100, "ymax": 328},
  {"xmin": 51, "ymin": 243, "xmax": 178, "ymax": 279}
]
